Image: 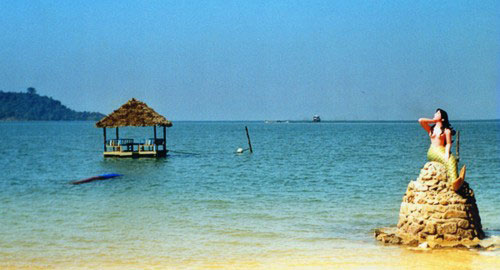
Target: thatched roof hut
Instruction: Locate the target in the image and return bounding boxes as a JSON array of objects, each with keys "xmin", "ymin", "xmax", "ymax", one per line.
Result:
[
  {"xmin": 96, "ymin": 98, "xmax": 171, "ymax": 158},
  {"xmin": 96, "ymin": 98, "xmax": 172, "ymax": 128}
]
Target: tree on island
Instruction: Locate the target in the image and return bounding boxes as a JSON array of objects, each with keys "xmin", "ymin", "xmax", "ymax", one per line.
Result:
[
  {"xmin": 27, "ymin": 87, "xmax": 37, "ymax": 95},
  {"xmin": 0, "ymin": 88, "xmax": 105, "ymax": 121}
]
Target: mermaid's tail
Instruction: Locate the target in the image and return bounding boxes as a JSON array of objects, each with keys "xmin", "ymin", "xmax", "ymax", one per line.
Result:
[
  {"xmin": 427, "ymin": 146, "xmax": 464, "ymax": 190},
  {"xmin": 452, "ymin": 165, "xmax": 466, "ymax": 191}
]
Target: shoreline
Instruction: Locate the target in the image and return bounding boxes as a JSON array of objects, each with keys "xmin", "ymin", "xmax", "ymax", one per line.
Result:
[{"xmin": 2, "ymin": 244, "xmax": 499, "ymax": 270}]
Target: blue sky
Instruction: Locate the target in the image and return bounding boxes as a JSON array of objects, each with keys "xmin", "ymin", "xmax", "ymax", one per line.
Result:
[{"xmin": 1, "ymin": 0, "xmax": 498, "ymax": 120}]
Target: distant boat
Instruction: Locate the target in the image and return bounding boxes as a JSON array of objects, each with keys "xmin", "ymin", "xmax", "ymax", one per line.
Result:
[{"xmin": 312, "ymin": 115, "xmax": 321, "ymax": 122}]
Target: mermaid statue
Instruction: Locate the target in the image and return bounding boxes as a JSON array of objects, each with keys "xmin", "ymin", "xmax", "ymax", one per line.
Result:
[{"xmin": 418, "ymin": 109, "xmax": 466, "ymax": 191}]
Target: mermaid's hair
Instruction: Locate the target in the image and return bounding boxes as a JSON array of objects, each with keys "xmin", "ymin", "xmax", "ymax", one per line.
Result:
[{"xmin": 431, "ymin": 108, "xmax": 456, "ymax": 136}]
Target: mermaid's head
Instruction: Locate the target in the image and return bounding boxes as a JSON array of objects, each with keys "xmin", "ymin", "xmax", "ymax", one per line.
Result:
[{"xmin": 434, "ymin": 108, "xmax": 456, "ymax": 136}]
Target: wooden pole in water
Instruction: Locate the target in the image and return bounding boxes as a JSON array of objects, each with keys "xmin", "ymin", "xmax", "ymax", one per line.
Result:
[
  {"xmin": 456, "ymin": 131, "xmax": 460, "ymax": 162},
  {"xmin": 116, "ymin": 127, "xmax": 119, "ymax": 139},
  {"xmin": 103, "ymin": 128, "xmax": 107, "ymax": 152},
  {"xmin": 245, "ymin": 126, "xmax": 253, "ymax": 153}
]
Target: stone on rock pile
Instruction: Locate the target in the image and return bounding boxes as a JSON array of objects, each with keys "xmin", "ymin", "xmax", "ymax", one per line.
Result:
[{"xmin": 375, "ymin": 162, "xmax": 484, "ymax": 248}]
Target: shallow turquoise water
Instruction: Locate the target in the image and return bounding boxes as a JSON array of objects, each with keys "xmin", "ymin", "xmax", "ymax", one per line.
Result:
[{"xmin": 0, "ymin": 121, "xmax": 499, "ymax": 268}]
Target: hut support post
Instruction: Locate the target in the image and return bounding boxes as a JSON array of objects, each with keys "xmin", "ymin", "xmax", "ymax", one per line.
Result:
[
  {"xmin": 163, "ymin": 126, "xmax": 166, "ymax": 151},
  {"xmin": 103, "ymin": 128, "xmax": 107, "ymax": 152},
  {"xmin": 116, "ymin": 127, "xmax": 119, "ymax": 139},
  {"xmin": 154, "ymin": 126, "xmax": 157, "ymax": 151}
]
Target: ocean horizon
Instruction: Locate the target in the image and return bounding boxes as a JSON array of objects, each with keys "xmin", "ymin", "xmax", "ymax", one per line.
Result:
[{"xmin": 2, "ymin": 119, "xmax": 499, "ymax": 122}]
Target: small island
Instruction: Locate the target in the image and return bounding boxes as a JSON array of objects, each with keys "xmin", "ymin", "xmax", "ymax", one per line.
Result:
[{"xmin": 0, "ymin": 87, "xmax": 105, "ymax": 121}]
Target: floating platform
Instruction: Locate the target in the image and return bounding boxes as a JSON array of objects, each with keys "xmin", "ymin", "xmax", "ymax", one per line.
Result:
[
  {"xmin": 103, "ymin": 138, "xmax": 167, "ymax": 158},
  {"xmin": 104, "ymin": 149, "xmax": 167, "ymax": 158}
]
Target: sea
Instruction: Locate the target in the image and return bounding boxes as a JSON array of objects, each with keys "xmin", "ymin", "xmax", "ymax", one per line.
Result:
[{"xmin": 0, "ymin": 121, "xmax": 499, "ymax": 270}]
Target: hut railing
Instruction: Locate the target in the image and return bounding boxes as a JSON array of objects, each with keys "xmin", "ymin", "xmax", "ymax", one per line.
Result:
[
  {"xmin": 106, "ymin": 139, "xmax": 134, "ymax": 152},
  {"xmin": 105, "ymin": 138, "xmax": 166, "ymax": 153},
  {"xmin": 138, "ymin": 138, "xmax": 165, "ymax": 152}
]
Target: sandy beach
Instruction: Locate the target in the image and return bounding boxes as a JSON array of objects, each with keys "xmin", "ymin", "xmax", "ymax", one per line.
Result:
[{"xmin": 2, "ymin": 244, "xmax": 499, "ymax": 270}]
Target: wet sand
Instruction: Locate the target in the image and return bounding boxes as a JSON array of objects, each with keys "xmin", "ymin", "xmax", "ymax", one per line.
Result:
[{"xmin": 2, "ymin": 245, "xmax": 499, "ymax": 270}]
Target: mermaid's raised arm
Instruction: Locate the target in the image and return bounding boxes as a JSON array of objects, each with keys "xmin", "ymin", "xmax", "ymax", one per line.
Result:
[{"xmin": 418, "ymin": 118, "xmax": 437, "ymax": 133}]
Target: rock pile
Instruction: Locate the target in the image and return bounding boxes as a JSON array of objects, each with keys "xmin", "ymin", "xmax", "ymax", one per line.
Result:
[{"xmin": 375, "ymin": 162, "xmax": 485, "ymax": 248}]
